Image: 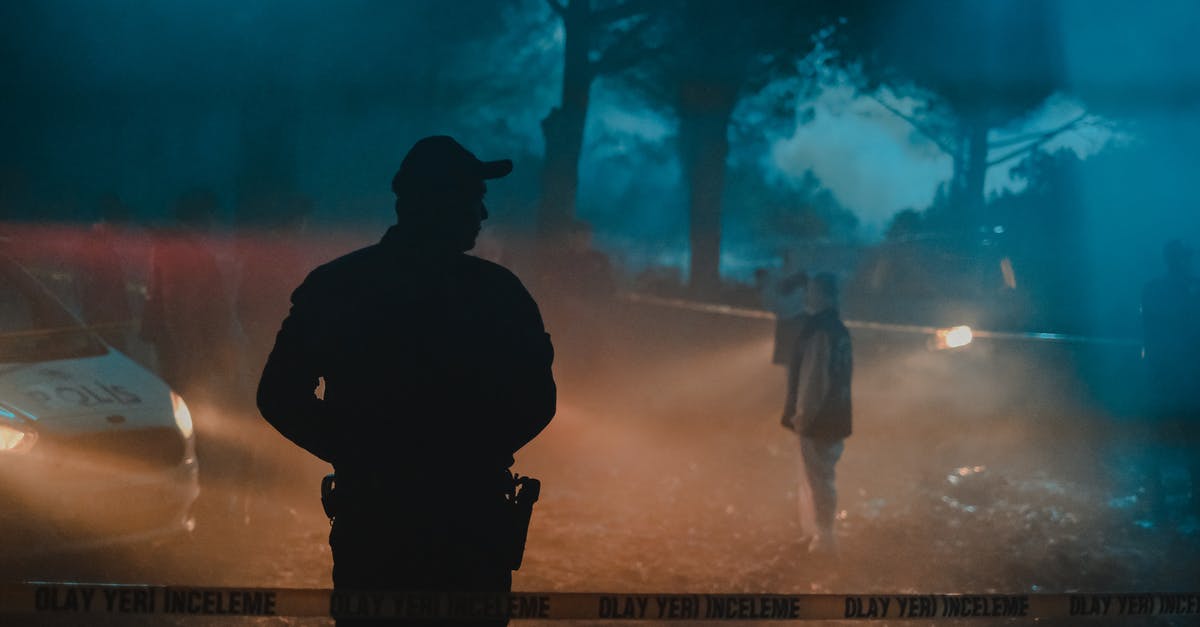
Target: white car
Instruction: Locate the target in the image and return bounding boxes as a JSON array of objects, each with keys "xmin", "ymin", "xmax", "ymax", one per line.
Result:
[{"xmin": 0, "ymin": 256, "xmax": 199, "ymax": 554}]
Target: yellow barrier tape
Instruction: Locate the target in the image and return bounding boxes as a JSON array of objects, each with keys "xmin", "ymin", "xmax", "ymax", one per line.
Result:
[{"xmin": 3, "ymin": 584, "xmax": 1199, "ymax": 620}]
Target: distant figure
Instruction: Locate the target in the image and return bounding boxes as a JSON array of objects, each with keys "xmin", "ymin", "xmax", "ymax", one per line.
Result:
[
  {"xmin": 141, "ymin": 189, "xmax": 237, "ymax": 400},
  {"xmin": 257, "ymin": 136, "xmax": 556, "ymax": 626},
  {"xmin": 1141, "ymin": 239, "xmax": 1200, "ymax": 518},
  {"xmin": 781, "ymin": 272, "xmax": 852, "ymax": 556},
  {"xmin": 73, "ymin": 192, "xmax": 133, "ymax": 351},
  {"xmin": 765, "ymin": 250, "xmax": 808, "ymax": 366}
]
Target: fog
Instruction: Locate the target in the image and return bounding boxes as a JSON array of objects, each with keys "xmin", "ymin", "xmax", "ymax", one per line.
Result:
[{"xmin": 2, "ymin": 0, "xmax": 1199, "ymax": 624}]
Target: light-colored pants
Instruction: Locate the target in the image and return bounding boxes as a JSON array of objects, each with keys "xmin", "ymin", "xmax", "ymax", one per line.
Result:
[{"xmin": 798, "ymin": 437, "xmax": 844, "ymax": 539}]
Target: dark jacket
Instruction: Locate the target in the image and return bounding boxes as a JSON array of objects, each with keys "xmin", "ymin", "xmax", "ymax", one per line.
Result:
[
  {"xmin": 256, "ymin": 226, "xmax": 556, "ymax": 488},
  {"xmin": 782, "ymin": 308, "xmax": 852, "ymax": 440}
]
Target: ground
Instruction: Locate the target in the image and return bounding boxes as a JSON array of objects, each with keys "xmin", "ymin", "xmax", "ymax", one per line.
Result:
[{"xmin": 3, "ymin": 298, "xmax": 1198, "ymax": 626}]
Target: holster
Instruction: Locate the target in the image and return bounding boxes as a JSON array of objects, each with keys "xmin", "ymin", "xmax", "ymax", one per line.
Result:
[
  {"xmin": 319, "ymin": 469, "xmax": 541, "ymax": 571},
  {"xmin": 505, "ymin": 472, "xmax": 541, "ymax": 571},
  {"xmin": 320, "ymin": 473, "xmax": 337, "ymax": 520}
]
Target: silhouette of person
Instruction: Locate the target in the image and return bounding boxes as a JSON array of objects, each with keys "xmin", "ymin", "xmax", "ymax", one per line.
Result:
[
  {"xmin": 781, "ymin": 272, "xmax": 852, "ymax": 556},
  {"xmin": 1141, "ymin": 239, "xmax": 1200, "ymax": 519},
  {"xmin": 141, "ymin": 189, "xmax": 238, "ymax": 401},
  {"xmin": 257, "ymin": 136, "xmax": 556, "ymax": 626}
]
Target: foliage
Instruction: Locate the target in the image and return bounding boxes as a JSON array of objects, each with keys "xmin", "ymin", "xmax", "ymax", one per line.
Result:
[
  {"xmin": 728, "ymin": 166, "xmax": 857, "ymax": 243},
  {"xmin": 834, "ymin": 0, "xmax": 1065, "ymax": 129}
]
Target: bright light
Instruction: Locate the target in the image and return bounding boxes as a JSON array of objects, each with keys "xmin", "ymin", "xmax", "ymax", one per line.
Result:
[
  {"xmin": 946, "ymin": 325, "xmax": 973, "ymax": 348},
  {"xmin": 934, "ymin": 325, "xmax": 974, "ymax": 350},
  {"xmin": 0, "ymin": 422, "xmax": 36, "ymax": 453},
  {"xmin": 170, "ymin": 391, "xmax": 194, "ymax": 440}
]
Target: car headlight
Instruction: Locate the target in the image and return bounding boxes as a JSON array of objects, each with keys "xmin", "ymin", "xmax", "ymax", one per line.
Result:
[
  {"xmin": 933, "ymin": 325, "xmax": 974, "ymax": 350},
  {"xmin": 170, "ymin": 391, "xmax": 194, "ymax": 440},
  {"xmin": 0, "ymin": 407, "xmax": 37, "ymax": 454}
]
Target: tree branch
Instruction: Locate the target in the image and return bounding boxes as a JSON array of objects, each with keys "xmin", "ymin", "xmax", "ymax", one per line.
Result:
[
  {"xmin": 589, "ymin": 15, "xmax": 654, "ymax": 76},
  {"xmin": 866, "ymin": 93, "xmax": 957, "ymax": 157},
  {"xmin": 592, "ymin": 0, "xmax": 653, "ymax": 26},
  {"xmin": 987, "ymin": 111, "xmax": 1089, "ymax": 150},
  {"xmin": 986, "ymin": 112, "xmax": 1092, "ymax": 168},
  {"xmin": 546, "ymin": 0, "xmax": 567, "ymax": 18}
]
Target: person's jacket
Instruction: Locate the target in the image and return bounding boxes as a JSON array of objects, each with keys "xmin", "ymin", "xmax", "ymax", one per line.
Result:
[
  {"xmin": 782, "ymin": 308, "xmax": 852, "ymax": 439},
  {"xmin": 256, "ymin": 226, "xmax": 556, "ymax": 488}
]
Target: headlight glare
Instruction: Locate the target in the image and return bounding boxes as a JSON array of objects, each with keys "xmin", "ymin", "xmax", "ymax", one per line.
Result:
[
  {"xmin": 934, "ymin": 325, "xmax": 974, "ymax": 350},
  {"xmin": 0, "ymin": 422, "xmax": 37, "ymax": 454},
  {"xmin": 170, "ymin": 391, "xmax": 194, "ymax": 440}
]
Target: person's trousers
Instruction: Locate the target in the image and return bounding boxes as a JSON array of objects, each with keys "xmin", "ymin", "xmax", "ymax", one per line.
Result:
[
  {"xmin": 330, "ymin": 507, "xmax": 512, "ymax": 627},
  {"xmin": 799, "ymin": 437, "xmax": 844, "ymax": 538}
]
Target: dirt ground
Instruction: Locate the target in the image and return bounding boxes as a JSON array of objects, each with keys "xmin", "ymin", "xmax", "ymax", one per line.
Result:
[{"xmin": 4, "ymin": 298, "xmax": 1198, "ymax": 626}]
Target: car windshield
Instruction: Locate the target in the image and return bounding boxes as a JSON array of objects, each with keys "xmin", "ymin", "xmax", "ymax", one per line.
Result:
[{"xmin": 0, "ymin": 261, "xmax": 107, "ymax": 363}]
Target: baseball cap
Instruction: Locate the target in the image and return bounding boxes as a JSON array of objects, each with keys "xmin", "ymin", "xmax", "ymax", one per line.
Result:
[{"xmin": 391, "ymin": 136, "xmax": 513, "ymax": 195}]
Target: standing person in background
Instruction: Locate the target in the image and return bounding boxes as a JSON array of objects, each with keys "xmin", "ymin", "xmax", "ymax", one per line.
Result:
[
  {"xmin": 782, "ymin": 272, "xmax": 852, "ymax": 557},
  {"xmin": 1141, "ymin": 239, "xmax": 1200, "ymax": 520},
  {"xmin": 141, "ymin": 189, "xmax": 238, "ymax": 402}
]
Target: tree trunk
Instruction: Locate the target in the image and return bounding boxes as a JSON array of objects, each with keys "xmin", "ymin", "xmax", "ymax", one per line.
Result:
[
  {"xmin": 677, "ymin": 80, "xmax": 737, "ymax": 295},
  {"xmin": 951, "ymin": 115, "xmax": 989, "ymax": 233},
  {"xmin": 538, "ymin": 0, "xmax": 594, "ymax": 242}
]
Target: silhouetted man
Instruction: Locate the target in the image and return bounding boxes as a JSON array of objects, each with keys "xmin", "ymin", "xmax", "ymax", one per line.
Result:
[
  {"xmin": 257, "ymin": 136, "xmax": 556, "ymax": 626},
  {"xmin": 781, "ymin": 272, "xmax": 851, "ymax": 556},
  {"xmin": 1141, "ymin": 239, "xmax": 1200, "ymax": 518}
]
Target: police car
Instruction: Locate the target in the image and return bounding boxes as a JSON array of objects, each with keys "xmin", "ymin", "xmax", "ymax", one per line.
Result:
[{"xmin": 0, "ymin": 256, "xmax": 199, "ymax": 554}]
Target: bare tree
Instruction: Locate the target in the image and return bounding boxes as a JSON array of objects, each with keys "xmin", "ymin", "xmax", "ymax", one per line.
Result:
[
  {"xmin": 538, "ymin": 0, "xmax": 665, "ymax": 240},
  {"xmin": 834, "ymin": 0, "xmax": 1085, "ymax": 231},
  {"xmin": 623, "ymin": 0, "xmax": 842, "ymax": 292}
]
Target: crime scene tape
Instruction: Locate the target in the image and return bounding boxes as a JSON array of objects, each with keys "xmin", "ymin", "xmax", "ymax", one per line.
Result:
[
  {"xmin": 2, "ymin": 583, "xmax": 1199, "ymax": 621},
  {"xmin": 621, "ymin": 292, "xmax": 1142, "ymax": 348}
]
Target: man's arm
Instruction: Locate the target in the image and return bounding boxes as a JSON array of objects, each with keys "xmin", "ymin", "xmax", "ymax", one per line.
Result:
[
  {"xmin": 797, "ymin": 332, "xmax": 832, "ymax": 434},
  {"xmin": 256, "ymin": 274, "xmax": 340, "ymax": 463},
  {"xmin": 824, "ymin": 332, "xmax": 853, "ymax": 412},
  {"xmin": 486, "ymin": 277, "xmax": 557, "ymax": 457},
  {"xmin": 782, "ymin": 339, "xmax": 802, "ymax": 428}
]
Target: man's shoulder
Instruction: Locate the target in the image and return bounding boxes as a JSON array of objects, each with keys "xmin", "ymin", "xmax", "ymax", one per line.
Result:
[
  {"xmin": 460, "ymin": 254, "xmax": 530, "ymax": 292},
  {"xmin": 316, "ymin": 244, "xmax": 384, "ymax": 274},
  {"xmin": 292, "ymin": 243, "xmax": 385, "ymax": 297}
]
